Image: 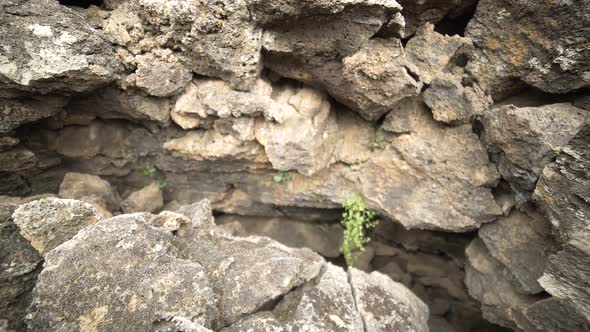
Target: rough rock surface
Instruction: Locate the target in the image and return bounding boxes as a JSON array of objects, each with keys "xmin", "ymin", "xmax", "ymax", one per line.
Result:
[
  {"xmin": 26, "ymin": 201, "xmax": 428, "ymax": 331},
  {"xmin": 0, "ymin": 97, "xmax": 67, "ymax": 133},
  {"xmin": 539, "ymin": 225, "xmax": 590, "ymax": 323},
  {"xmin": 534, "ymin": 118, "xmax": 590, "ymax": 243},
  {"xmin": 59, "ymin": 172, "xmax": 121, "ymax": 217},
  {"xmin": 121, "ymin": 183, "xmax": 163, "ymax": 213},
  {"xmin": 11, "ymin": 198, "xmax": 99, "ymax": 255},
  {"xmin": 466, "ymin": 0, "xmax": 590, "ymax": 98},
  {"xmin": 0, "ymin": 0, "xmax": 119, "ymax": 96},
  {"xmin": 399, "ymin": 0, "xmax": 477, "ymax": 37},
  {"xmin": 480, "ymin": 102, "xmax": 587, "ymax": 203},
  {"xmin": 0, "ymin": 204, "xmax": 42, "ymax": 331}
]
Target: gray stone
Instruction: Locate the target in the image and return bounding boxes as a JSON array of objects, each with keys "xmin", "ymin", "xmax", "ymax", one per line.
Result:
[
  {"xmin": 479, "ymin": 209, "xmax": 554, "ymax": 294},
  {"xmin": 539, "ymin": 225, "xmax": 590, "ymax": 323},
  {"xmin": 104, "ymin": 0, "xmax": 262, "ymax": 90},
  {"xmin": 58, "ymin": 172, "xmax": 121, "ymax": 218},
  {"xmin": 124, "ymin": 50, "xmax": 192, "ymax": 97},
  {"xmin": 481, "ymin": 102, "xmax": 587, "ymax": 203},
  {"xmin": 534, "ymin": 118, "xmax": 590, "ymax": 243},
  {"xmin": 215, "ymin": 215, "xmax": 343, "ymax": 258},
  {"xmin": 0, "ymin": 148, "xmax": 36, "ymax": 173},
  {"xmin": 121, "ymin": 183, "xmax": 163, "ymax": 214},
  {"xmin": 26, "ymin": 214, "xmax": 219, "ymax": 331},
  {"xmin": 466, "ymin": 0, "xmax": 590, "ymax": 98},
  {"xmin": 349, "ymin": 268, "xmax": 429, "ymax": 332},
  {"xmin": 0, "ymin": 0, "xmax": 119, "ymax": 96},
  {"xmin": 0, "ymin": 97, "xmax": 66, "ymax": 133},
  {"xmin": 0, "ymin": 204, "xmax": 42, "ymax": 332},
  {"xmin": 11, "ymin": 198, "xmax": 99, "ymax": 255}
]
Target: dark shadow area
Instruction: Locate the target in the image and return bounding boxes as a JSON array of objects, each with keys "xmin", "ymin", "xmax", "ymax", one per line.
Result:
[
  {"xmin": 58, "ymin": 0, "xmax": 103, "ymax": 8},
  {"xmin": 435, "ymin": 0, "xmax": 479, "ymax": 37}
]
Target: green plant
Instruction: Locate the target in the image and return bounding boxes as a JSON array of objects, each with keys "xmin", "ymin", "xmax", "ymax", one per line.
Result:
[
  {"xmin": 143, "ymin": 165, "xmax": 157, "ymax": 176},
  {"xmin": 156, "ymin": 179, "xmax": 168, "ymax": 189},
  {"xmin": 340, "ymin": 194, "xmax": 379, "ymax": 266},
  {"xmin": 273, "ymin": 170, "xmax": 291, "ymax": 184},
  {"xmin": 370, "ymin": 130, "xmax": 386, "ymax": 151}
]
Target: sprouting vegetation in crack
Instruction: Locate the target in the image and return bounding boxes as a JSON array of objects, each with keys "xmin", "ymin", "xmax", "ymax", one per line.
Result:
[
  {"xmin": 273, "ymin": 170, "xmax": 292, "ymax": 184},
  {"xmin": 341, "ymin": 193, "xmax": 379, "ymax": 267},
  {"xmin": 143, "ymin": 165, "xmax": 167, "ymax": 189},
  {"xmin": 370, "ymin": 130, "xmax": 386, "ymax": 151}
]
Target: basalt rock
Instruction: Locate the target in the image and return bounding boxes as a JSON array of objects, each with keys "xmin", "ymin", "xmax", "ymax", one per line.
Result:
[
  {"xmin": 466, "ymin": 0, "xmax": 590, "ymax": 98},
  {"xmin": 480, "ymin": 102, "xmax": 587, "ymax": 204},
  {"xmin": 0, "ymin": 0, "xmax": 120, "ymax": 96}
]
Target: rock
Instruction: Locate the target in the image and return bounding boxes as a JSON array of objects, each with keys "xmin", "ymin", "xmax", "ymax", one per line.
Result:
[
  {"xmin": 120, "ymin": 183, "xmax": 163, "ymax": 213},
  {"xmin": 405, "ymin": 23, "xmax": 472, "ymax": 85},
  {"xmin": 0, "ymin": 0, "xmax": 119, "ymax": 96},
  {"xmin": 215, "ymin": 215, "xmax": 343, "ymax": 258},
  {"xmin": 11, "ymin": 198, "xmax": 99, "ymax": 256},
  {"xmin": 539, "ymin": 225, "xmax": 590, "ymax": 323},
  {"xmin": 254, "ymin": 84, "xmax": 338, "ymax": 175},
  {"xmin": 55, "ymin": 120, "xmax": 129, "ymax": 159},
  {"xmin": 58, "ymin": 172, "xmax": 121, "ymax": 216},
  {"xmin": 349, "ymin": 268, "xmax": 429, "ymax": 332},
  {"xmin": 0, "ymin": 204, "xmax": 43, "ymax": 331},
  {"xmin": 481, "ymin": 103, "xmax": 587, "ymax": 203},
  {"xmin": 423, "ymin": 74, "xmax": 492, "ymax": 124},
  {"xmin": 466, "ymin": 0, "xmax": 590, "ymax": 98},
  {"xmin": 105, "ymin": 0, "xmax": 262, "ymax": 90},
  {"xmin": 0, "ymin": 97, "xmax": 66, "ymax": 133},
  {"xmin": 478, "ymin": 209, "xmax": 554, "ymax": 294},
  {"xmin": 176, "ymin": 199, "xmax": 215, "ymax": 230},
  {"xmin": 399, "ymin": 0, "xmax": 477, "ymax": 37},
  {"xmin": 124, "ymin": 50, "xmax": 192, "ymax": 97},
  {"xmin": 26, "ymin": 214, "xmax": 219, "ymax": 331},
  {"xmin": 0, "ymin": 174, "xmax": 30, "ymax": 197},
  {"xmin": 534, "ymin": 118, "xmax": 590, "ymax": 243},
  {"xmin": 0, "ymin": 137, "xmax": 19, "ymax": 152},
  {"xmin": 0, "ymin": 148, "xmax": 36, "ymax": 173},
  {"xmin": 66, "ymin": 86, "xmax": 171, "ymax": 124},
  {"xmin": 464, "ymin": 238, "xmax": 538, "ymax": 330},
  {"xmin": 524, "ymin": 297, "xmax": 590, "ymax": 332},
  {"xmin": 261, "ymin": 1, "xmax": 416, "ymax": 120}
]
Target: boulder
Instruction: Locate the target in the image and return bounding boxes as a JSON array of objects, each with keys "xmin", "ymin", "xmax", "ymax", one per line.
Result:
[
  {"xmin": 58, "ymin": 172, "xmax": 121, "ymax": 217},
  {"xmin": 539, "ymin": 225, "xmax": 590, "ymax": 323},
  {"xmin": 478, "ymin": 209, "xmax": 554, "ymax": 294},
  {"xmin": 0, "ymin": 0, "xmax": 119, "ymax": 96},
  {"xmin": 66, "ymin": 86, "xmax": 171, "ymax": 125},
  {"xmin": 11, "ymin": 198, "xmax": 99, "ymax": 255},
  {"xmin": 466, "ymin": 0, "xmax": 590, "ymax": 98},
  {"xmin": 0, "ymin": 97, "xmax": 66, "ymax": 133},
  {"xmin": 480, "ymin": 103, "xmax": 587, "ymax": 203},
  {"xmin": 104, "ymin": 0, "xmax": 262, "ymax": 90},
  {"xmin": 534, "ymin": 118, "xmax": 590, "ymax": 243},
  {"xmin": 120, "ymin": 183, "xmax": 163, "ymax": 214},
  {"xmin": 0, "ymin": 204, "xmax": 43, "ymax": 331},
  {"xmin": 215, "ymin": 215, "xmax": 343, "ymax": 258}
]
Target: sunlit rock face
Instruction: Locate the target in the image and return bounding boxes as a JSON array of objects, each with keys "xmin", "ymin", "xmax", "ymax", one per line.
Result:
[{"xmin": 0, "ymin": 0, "xmax": 589, "ymax": 331}]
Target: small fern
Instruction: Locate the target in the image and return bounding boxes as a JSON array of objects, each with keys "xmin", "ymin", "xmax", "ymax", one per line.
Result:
[
  {"xmin": 273, "ymin": 170, "xmax": 291, "ymax": 184},
  {"xmin": 341, "ymin": 194, "xmax": 379, "ymax": 266}
]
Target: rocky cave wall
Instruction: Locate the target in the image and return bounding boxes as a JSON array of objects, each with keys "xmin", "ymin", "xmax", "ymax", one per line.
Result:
[{"xmin": 1, "ymin": 0, "xmax": 589, "ymax": 331}]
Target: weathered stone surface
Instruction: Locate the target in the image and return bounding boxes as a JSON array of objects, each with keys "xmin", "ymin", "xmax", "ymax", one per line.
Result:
[
  {"xmin": 534, "ymin": 118, "xmax": 590, "ymax": 243},
  {"xmin": 0, "ymin": 204, "xmax": 42, "ymax": 332},
  {"xmin": 55, "ymin": 120, "xmax": 129, "ymax": 159},
  {"xmin": 481, "ymin": 103, "xmax": 587, "ymax": 203},
  {"xmin": 466, "ymin": 0, "xmax": 590, "ymax": 98},
  {"xmin": 349, "ymin": 268, "xmax": 429, "ymax": 332},
  {"xmin": 105, "ymin": 0, "xmax": 262, "ymax": 90},
  {"xmin": 399, "ymin": 0, "xmax": 477, "ymax": 37},
  {"xmin": 124, "ymin": 50, "xmax": 192, "ymax": 97},
  {"xmin": 67, "ymin": 86, "xmax": 171, "ymax": 124},
  {"xmin": 479, "ymin": 209, "xmax": 554, "ymax": 294},
  {"xmin": 539, "ymin": 225, "xmax": 590, "ymax": 323},
  {"xmin": 11, "ymin": 198, "xmax": 99, "ymax": 255},
  {"xmin": 58, "ymin": 172, "xmax": 121, "ymax": 217},
  {"xmin": 423, "ymin": 74, "xmax": 491, "ymax": 124},
  {"xmin": 464, "ymin": 238, "xmax": 538, "ymax": 330},
  {"xmin": 0, "ymin": 148, "xmax": 36, "ymax": 173},
  {"xmin": 0, "ymin": 173, "xmax": 30, "ymax": 197},
  {"xmin": 0, "ymin": 97, "xmax": 66, "ymax": 133},
  {"xmin": 121, "ymin": 183, "xmax": 163, "ymax": 213},
  {"xmin": 0, "ymin": 0, "xmax": 119, "ymax": 96},
  {"xmin": 255, "ymin": 84, "xmax": 338, "ymax": 175},
  {"xmin": 27, "ymin": 213, "xmax": 219, "ymax": 331},
  {"xmin": 405, "ymin": 23, "xmax": 472, "ymax": 85},
  {"xmin": 216, "ymin": 215, "xmax": 343, "ymax": 258},
  {"xmin": 524, "ymin": 298, "xmax": 590, "ymax": 332}
]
